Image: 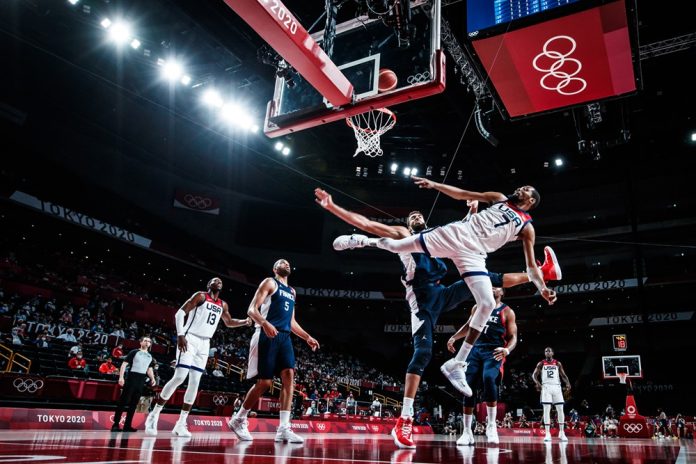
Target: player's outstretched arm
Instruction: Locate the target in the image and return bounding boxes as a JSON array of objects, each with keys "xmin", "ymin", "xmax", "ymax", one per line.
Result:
[
  {"xmin": 247, "ymin": 278, "xmax": 278, "ymax": 338},
  {"xmin": 221, "ymin": 302, "xmax": 253, "ymax": 328},
  {"xmin": 412, "ymin": 176, "xmax": 506, "ymax": 204},
  {"xmin": 520, "ymin": 225, "xmax": 556, "ymax": 305},
  {"xmin": 314, "ymin": 188, "xmax": 409, "ymax": 239},
  {"xmin": 493, "ymin": 308, "xmax": 517, "ymax": 361},
  {"xmin": 290, "ymin": 312, "xmax": 319, "ymax": 351},
  {"xmin": 175, "ymin": 292, "xmax": 206, "ymax": 352}
]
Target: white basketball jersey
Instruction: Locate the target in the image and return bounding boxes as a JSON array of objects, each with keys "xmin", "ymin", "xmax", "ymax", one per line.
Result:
[
  {"xmin": 541, "ymin": 360, "xmax": 561, "ymax": 386},
  {"xmin": 463, "ymin": 201, "xmax": 533, "ymax": 253},
  {"xmin": 183, "ymin": 293, "xmax": 224, "ymax": 339}
]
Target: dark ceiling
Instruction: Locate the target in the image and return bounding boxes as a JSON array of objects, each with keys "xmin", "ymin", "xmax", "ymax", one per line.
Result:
[{"xmin": 0, "ymin": 0, "xmax": 694, "ymax": 284}]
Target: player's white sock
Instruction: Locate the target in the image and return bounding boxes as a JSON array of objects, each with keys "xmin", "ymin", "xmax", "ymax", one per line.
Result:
[
  {"xmin": 487, "ymin": 406, "xmax": 497, "ymax": 425},
  {"xmin": 151, "ymin": 404, "xmax": 163, "ymax": 416},
  {"xmin": 464, "ymin": 414, "xmax": 474, "ymax": 431},
  {"xmin": 279, "ymin": 410, "xmax": 291, "ymax": 427},
  {"xmin": 455, "ymin": 342, "xmax": 473, "ymax": 363},
  {"xmin": 237, "ymin": 407, "xmax": 249, "ymax": 419},
  {"xmin": 401, "ymin": 397, "xmax": 414, "ymax": 418},
  {"xmin": 178, "ymin": 410, "xmax": 189, "ymax": 423}
]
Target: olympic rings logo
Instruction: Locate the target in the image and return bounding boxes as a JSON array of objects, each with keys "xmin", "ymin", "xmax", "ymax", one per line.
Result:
[
  {"xmin": 407, "ymin": 71, "xmax": 431, "ymax": 85},
  {"xmin": 13, "ymin": 378, "xmax": 44, "ymax": 393},
  {"xmin": 213, "ymin": 395, "xmax": 228, "ymax": 406},
  {"xmin": 623, "ymin": 423, "xmax": 643, "ymax": 433},
  {"xmin": 316, "ymin": 422, "xmax": 326, "ymax": 431},
  {"xmin": 532, "ymin": 35, "xmax": 587, "ymax": 96},
  {"xmin": 183, "ymin": 194, "xmax": 213, "ymax": 210}
]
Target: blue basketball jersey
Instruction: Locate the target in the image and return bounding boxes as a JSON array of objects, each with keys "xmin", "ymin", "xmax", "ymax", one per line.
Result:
[
  {"xmin": 259, "ymin": 278, "xmax": 295, "ymax": 332},
  {"xmin": 399, "ymin": 252, "xmax": 448, "ymax": 288},
  {"xmin": 476, "ymin": 304, "xmax": 509, "ymax": 348}
]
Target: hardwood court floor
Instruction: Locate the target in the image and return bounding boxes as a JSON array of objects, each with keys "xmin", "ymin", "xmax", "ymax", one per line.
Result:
[{"xmin": 0, "ymin": 430, "xmax": 693, "ymax": 463}]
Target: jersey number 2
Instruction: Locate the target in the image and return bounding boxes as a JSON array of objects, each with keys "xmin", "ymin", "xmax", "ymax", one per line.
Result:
[{"xmin": 207, "ymin": 313, "xmax": 217, "ymax": 325}]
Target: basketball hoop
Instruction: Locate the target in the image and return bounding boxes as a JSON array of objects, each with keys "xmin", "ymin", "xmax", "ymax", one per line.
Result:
[
  {"xmin": 617, "ymin": 373, "xmax": 628, "ymax": 384},
  {"xmin": 346, "ymin": 108, "xmax": 396, "ymax": 157}
]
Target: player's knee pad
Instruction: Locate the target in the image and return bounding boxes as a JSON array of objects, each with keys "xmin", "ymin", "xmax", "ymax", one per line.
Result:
[
  {"xmin": 406, "ymin": 344, "xmax": 432, "ymax": 376},
  {"xmin": 465, "ymin": 277, "xmax": 496, "ymax": 332},
  {"xmin": 160, "ymin": 367, "xmax": 190, "ymax": 400},
  {"xmin": 183, "ymin": 370, "xmax": 203, "ymax": 404},
  {"xmin": 543, "ymin": 404, "xmax": 552, "ymax": 425}
]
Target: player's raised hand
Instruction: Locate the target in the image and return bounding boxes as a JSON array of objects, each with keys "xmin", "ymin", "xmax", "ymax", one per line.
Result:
[
  {"xmin": 314, "ymin": 188, "xmax": 334, "ymax": 209},
  {"xmin": 306, "ymin": 336, "xmax": 320, "ymax": 352},
  {"xmin": 177, "ymin": 335, "xmax": 188, "ymax": 353},
  {"xmin": 412, "ymin": 176, "xmax": 436, "ymax": 189},
  {"xmin": 541, "ymin": 288, "xmax": 557, "ymax": 305}
]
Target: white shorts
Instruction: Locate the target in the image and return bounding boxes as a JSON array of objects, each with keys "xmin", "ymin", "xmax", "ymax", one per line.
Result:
[
  {"xmin": 541, "ymin": 385, "xmax": 564, "ymax": 405},
  {"xmin": 176, "ymin": 333, "xmax": 210, "ymax": 372},
  {"xmin": 419, "ymin": 225, "xmax": 488, "ymax": 276}
]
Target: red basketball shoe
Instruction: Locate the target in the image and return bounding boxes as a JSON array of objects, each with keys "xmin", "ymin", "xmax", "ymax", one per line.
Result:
[
  {"xmin": 391, "ymin": 416, "xmax": 416, "ymax": 449},
  {"xmin": 539, "ymin": 246, "xmax": 562, "ymax": 281}
]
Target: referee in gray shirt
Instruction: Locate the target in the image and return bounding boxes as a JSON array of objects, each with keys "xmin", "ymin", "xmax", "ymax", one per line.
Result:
[{"xmin": 112, "ymin": 335, "xmax": 157, "ymax": 432}]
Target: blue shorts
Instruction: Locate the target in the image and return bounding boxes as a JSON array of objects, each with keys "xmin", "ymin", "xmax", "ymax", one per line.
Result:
[
  {"xmin": 247, "ymin": 330, "xmax": 295, "ymax": 379},
  {"xmin": 463, "ymin": 345, "xmax": 503, "ymax": 407},
  {"xmin": 407, "ymin": 273, "xmax": 503, "ymax": 376}
]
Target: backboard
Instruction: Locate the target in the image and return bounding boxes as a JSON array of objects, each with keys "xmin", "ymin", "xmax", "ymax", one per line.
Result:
[
  {"xmin": 602, "ymin": 355, "xmax": 642, "ymax": 379},
  {"xmin": 264, "ymin": 0, "xmax": 444, "ymax": 137}
]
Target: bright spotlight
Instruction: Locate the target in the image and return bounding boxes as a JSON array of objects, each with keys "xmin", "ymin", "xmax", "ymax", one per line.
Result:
[
  {"xmin": 219, "ymin": 103, "xmax": 253, "ymax": 129},
  {"xmin": 282, "ymin": 147, "xmax": 291, "ymax": 156},
  {"xmin": 162, "ymin": 61, "xmax": 183, "ymax": 81},
  {"xmin": 554, "ymin": 158, "xmax": 564, "ymax": 167},
  {"xmin": 403, "ymin": 167, "xmax": 411, "ymax": 176},
  {"xmin": 180, "ymin": 75, "xmax": 192, "ymax": 86},
  {"xmin": 390, "ymin": 163, "xmax": 398, "ymax": 174},
  {"xmin": 67, "ymin": 0, "xmax": 79, "ymax": 5},
  {"xmin": 411, "ymin": 168, "xmax": 418, "ymax": 176},
  {"xmin": 274, "ymin": 142, "xmax": 284, "ymax": 151},
  {"xmin": 202, "ymin": 89, "xmax": 223, "ymax": 108},
  {"xmin": 100, "ymin": 18, "xmax": 112, "ymax": 29},
  {"xmin": 107, "ymin": 22, "xmax": 132, "ymax": 45},
  {"xmin": 250, "ymin": 125, "xmax": 260, "ymax": 133},
  {"xmin": 691, "ymin": 132, "xmax": 696, "ymax": 142},
  {"xmin": 129, "ymin": 39, "xmax": 141, "ymax": 49}
]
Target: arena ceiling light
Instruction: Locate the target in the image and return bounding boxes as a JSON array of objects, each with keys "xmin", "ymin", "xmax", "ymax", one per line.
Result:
[
  {"xmin": 411, "ymin": 168, "xmax": 418, "ymax": 176},
  {"xmin": 274, "ymin": 142, "xmax": 284, "ymax": 151},
  {"xmin": 554, "ymin": 158, "xmax": 564, "ymax": 167},
  {"xmin": 691, "ymin": 132, "xmax": 696, "ymax": 142},
  {"xmin": 390, "ymin": 163, "xmax": 398, "ymax": 174},
  {"xmin": 129, "ymin": 39, "xmax": 141, "ymax": 50},
  {"xmin": 107, "ymin": 21, "xmax": 133, "ymax": 45},
  {"xmin": 100, "ymin": 18, "xmax": 112, "ymax": 29},
  {"xmin": 180, "ymin": 75, "xmax": 192, "ymax": 86},
  {"xmin": 161, "ymin": 60, "xmax": 184, "ymax": 82},
  {"xmin": 67, "ymin": 0, "xmax": 79, "ymax": 5},
  {"xmin": 281, "ymin": 147, "xmax": 291, "ymax": 156},
  {"xmin": 202, "ymin": 89, "xmax": 224, "ymax": 108},
  {"xmin": 403, "ymin": 167, "xmax": 412, "ymax": 176}
]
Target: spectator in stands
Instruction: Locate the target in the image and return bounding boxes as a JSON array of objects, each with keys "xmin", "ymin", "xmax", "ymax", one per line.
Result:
[
  {"xmin": 96, "ymin": 346, "xmax": 109, "ymax": 362},
  {"xmin": 110, "ymin": 324, "xmax": 125, "ymax": 339},
  {"xmin": 503, "ymin": 412, "xmax": 513, "ymax": 428},
  {"xmin": 99, "ymin": 357, "xmax": 118, "ymax": 375},
  {"xmin": 305, "ymin": 401, "xmax": 318, "ymax": 417},
  {"xmin": 68, "ymin": 351, "xmax": 87, "ymax": 371},
  {"xmin": 584, "ymin": 419, "xmax": 597, "ymax": 438},
  {"xmin": 676, "ymin": 414, "xmax": 686, "ymax": 439},
  {"xmin": 69, "ymin": 343, "xmax": 83, "ymax": 358},
  {"xmin": 57, "ymin": 328, "xmax": 77, "ymax": 343},
  {"xmin": 112, "ymin": 343, "xmax": 124, "ymax": 359},
  {"xmin": 603, "ymin": 415, "xmax": 618, "ymax": 438},
  {"xmin": 10, "ymin": 327, "xmax": 24, "ymax": 346},
  {"xmin": 473, "ymin": 421, "xmax": 485, "ymax": 436},
  {"xmin": 371, "ymin": 398, "xmax": 382, "ymax": 417},
  {"xmin": 569, "ymin": 408, "xmax": 580, "ymax": 429},
  {"xmin": 35, "ymin": 333, "xmax": 50, "ymax": 349},
  {"xmin": 346, "ymin": 392, "xmax": 356, "ymax": 413},
  {"xmin": 519, "ymin": 414, "xmax": 530, "ymax": 428}
]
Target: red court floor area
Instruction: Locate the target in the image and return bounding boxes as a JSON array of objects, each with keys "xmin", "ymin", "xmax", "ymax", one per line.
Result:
[{"xmin": 0, "ymin": 430, "xmax": 693, "ymax": 463}]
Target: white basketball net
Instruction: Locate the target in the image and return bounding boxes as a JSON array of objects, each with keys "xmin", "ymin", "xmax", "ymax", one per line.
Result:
[
  {"xmin": 617, "ymin": 373, "xmax": 628, "ymax": 384},
  {"xmin": 346, "ymin": 108, "xmax": 396, "ymax": 157}
]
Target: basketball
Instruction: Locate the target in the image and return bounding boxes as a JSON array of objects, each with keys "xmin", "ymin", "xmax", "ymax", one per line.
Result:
[{"xmin": 378, "ymin": 68, "xmax": 398, "ymax": 93}]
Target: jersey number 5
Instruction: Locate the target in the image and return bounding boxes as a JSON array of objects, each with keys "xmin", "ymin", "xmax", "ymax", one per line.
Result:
[{"xmin": 283, "ymin": 301, "xmax": 290, "ymax": 312}]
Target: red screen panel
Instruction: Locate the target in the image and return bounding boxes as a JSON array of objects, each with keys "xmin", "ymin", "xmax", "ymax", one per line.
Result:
[{"xmin": 471, "ymin": 1, "xmax": 636, "ymax": 118}]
